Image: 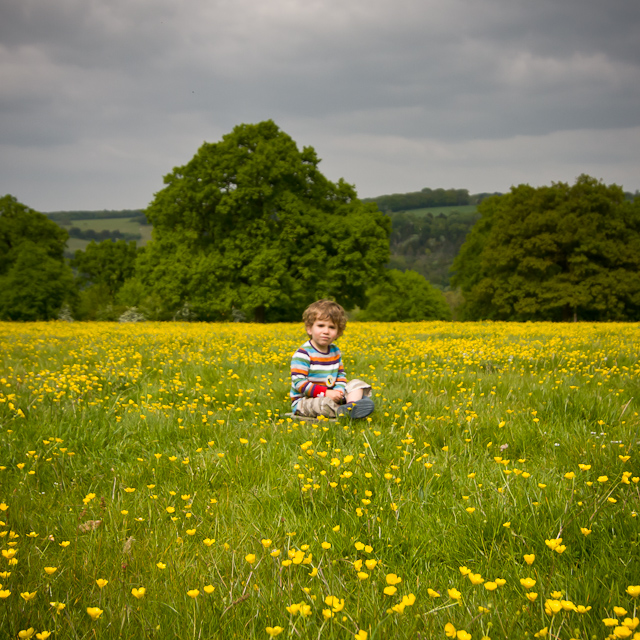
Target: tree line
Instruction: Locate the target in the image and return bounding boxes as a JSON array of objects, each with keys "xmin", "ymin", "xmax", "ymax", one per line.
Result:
[{"xmin": 1, "ymin": 120, "xmax": 639, "ymax": 322}]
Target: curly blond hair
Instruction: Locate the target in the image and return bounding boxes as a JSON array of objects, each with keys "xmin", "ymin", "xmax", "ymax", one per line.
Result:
[{"xmin": 302, "ymin": 300, "xmax": 347, "ymax": 337}]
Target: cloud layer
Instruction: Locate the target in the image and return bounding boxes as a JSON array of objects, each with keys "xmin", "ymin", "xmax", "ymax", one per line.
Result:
[{"xmin": 1, "ymin": 0, "xmax": 639, "ymax": 209}]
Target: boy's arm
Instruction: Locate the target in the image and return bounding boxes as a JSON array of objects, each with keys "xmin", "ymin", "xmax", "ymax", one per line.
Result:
[
  {"xmin": 291, "ymin": 349, "xmax": 328, "ymax": 398},
  {"xmin": 334, "ymin": 349, "xmax": 347, "ymax": 391}
]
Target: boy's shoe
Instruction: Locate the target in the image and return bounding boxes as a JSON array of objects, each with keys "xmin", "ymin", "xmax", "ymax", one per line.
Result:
[{"xmin": 336, "ymin": 397, "xmax": 374, "ymax": 420}]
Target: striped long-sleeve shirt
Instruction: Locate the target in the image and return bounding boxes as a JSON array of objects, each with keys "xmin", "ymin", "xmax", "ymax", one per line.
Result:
[{"xmin": 290, "ymin": 341, "xmax": 347, "ymax": 409}]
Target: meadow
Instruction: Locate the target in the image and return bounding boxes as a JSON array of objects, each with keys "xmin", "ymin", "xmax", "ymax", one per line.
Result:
[{"xmin": 0, "ymin": 320, "xmax": 639, "ymax": 640}]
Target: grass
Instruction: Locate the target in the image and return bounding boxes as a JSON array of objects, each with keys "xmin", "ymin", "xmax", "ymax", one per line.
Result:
[
  {"xmin": 0, "ymin": 321, "xmax": 639, "ymax": 640},
  {"xmin": 59, "ymin": 218, "xmax": 153, "ymax": 254}
]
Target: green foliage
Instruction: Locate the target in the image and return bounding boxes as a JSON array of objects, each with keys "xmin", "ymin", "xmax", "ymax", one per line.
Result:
[
  {"xmin": 0, "ymin": 195, "xmax": 76, "ymax": 320},
  {"xmin": 138, "ymin": 120, "xmax": 391, "ymax": 321},
  {"xmin": 361, "ymin": 269, "xmax": 451, "ymax": 321},
  {"xmin": 364, "ymin": 187, "xmax": 470, "ymax": 212},
  {"xmin": 451, "ymin": 175, "xmax": 640, "ymax": 320},
  {"xmin": 387, "ymin": 208, "xmax": 480, "ymax": 288},
  {"xmin": 72, "ymin": 240, "xmax": 139, "ymax": 297}
]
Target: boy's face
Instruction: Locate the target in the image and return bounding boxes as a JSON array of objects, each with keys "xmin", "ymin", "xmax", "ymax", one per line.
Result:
[{"xmin": 306, "ymin": 317, "xmax": 339, "ymax": 351}]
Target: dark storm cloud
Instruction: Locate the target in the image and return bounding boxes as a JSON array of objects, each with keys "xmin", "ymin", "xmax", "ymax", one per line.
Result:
[{"xmin": 0, "ymin": 0, "xmax": 638, "ymax": 209}]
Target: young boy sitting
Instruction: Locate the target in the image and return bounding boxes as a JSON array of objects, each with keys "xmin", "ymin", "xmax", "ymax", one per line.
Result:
[{"xmin": 290, "ymin": 299, "xmax": 374, "ymax": 419}]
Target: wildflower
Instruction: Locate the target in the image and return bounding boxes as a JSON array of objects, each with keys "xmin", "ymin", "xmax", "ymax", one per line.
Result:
[
  {"xmin": 131, "ymin": 587, "xmax": 146, "ymax": 599},
  {"xmin": 448, "ymin": 588, "xmax": 462, "ymax": 600},
  {"xmin": 564, "ymin": 472, "xmax": 575, "ymax": 479},
  {"xmin": 427, "ymin": 588, "xmax": 441, "ymax": 598},
  {"xmin": 36, "ymin": 632, "xmax": 52, "ymax": 640},
  {"xmin": 124, "ymin": 487, "xmax": 135, "ymax": 493},
  {"xmin": 598, "ymin": 475, "xmax": 608, "ymax": 483},
  {"xmin": 520, "ymin": 578, "xmax": 536, "ymax": 589},
  {"xmin": 459, "ymin": 566, "xmax": 471, "ymax": 576},
  {"xmin": 324, "ymin": 595, "xmax": 344, "ymax": 612},
  {"xmin": 365, "ymin": 559, "xmax": 377, "ymax": 570},
  {"xmin": 445, "ymin": 623, "xmax": 457, "ymax": 638},
  {"xmin": 44, "ymin": 567, "xmax": 57, "ymax": 575},
  {"xmin": 603, "ymin": 618, "xmax": 620, "ymax": 627},
  {"xmin": 457, "ymin": 631, "xmax": 472, "ymax": 640},
  {"xmin": 96, "ymin": 579, "xmax": 108, "ymax": 588},
  {"xmin": 357, "ymin": 572, "xmax": 369, "ymax": 580},
  {"xmin": 245, "ymin": 553, "xmax": 256, "ymax": 564},
  {"xmin": 156, "ymin": 562, "xmax": 166, "ymax": 569},
  {"xmin": 484, "ymin": 582, "xmax": 498, "ymax": 591},
  {"xmin": 622, "ymin": 617, "xmax": 639, "ymax": 630},
  {"xmin": 0, "ymin": 590, "xmax": 10, "ymax": 598},
  {"xmin": 524, "ymin": 554, "xmax": 535, "ymax": 565},
  {"xmin": 321, "ymin": 542, "xmax": 331, "ymax": 550},
  {"xmin": 50, "ymin": 602, "xmax": 65, "ymax": 612},
  {"xmin": 386, "ymin": 573, "xmax": 402, "ymax": 585},
  {"xmin": 187, "ymin": 589, "xmax": 200, "ymax": 598},
  {"xmin": 203, "ymin": 538, "xmax": 215, "ymax": 546},
  {"xmin": 18, "ymin": 629, "xmax": 35, "ymax": 639},
  {"xmin": 261, "ymin": 539, "xmax": 272, "ymax": 548},
  {"xmin": 21, "ymin": 591, "xmax": 37, "ymax": 602},
  {"xmin": 526, "ymin": 592, "xmax": 538, "ymax": 602},
  {"xmin": 355, "ymin": 631, "xmax": 368, "ymax": 640},
  {"xmin": 468, "ymin": 573, "xmax": 484, "ymax": 585},
  {"xmin": 204, "ymin": 585, "xmax": 215, "ymax": 594},
  {"xmin": 627, "ymin": 586, "xmax": 640, "ymax": 597},
  {"xmin": 612, "ymin": 627, "xmax": 632, "ymax": 638},
  {"xmin": 86, "ymin": 607, "xmax": 103, "ymax": 620},
  {"xmin": 534, "ymin": 628, "xmax": 548, "ymax": 638},
  {"xmin": 580, "ymin": 527, "xmax": 592, "ymax": 535},
  {"xmin": 266, "ymin": 627, "xmax": 284, "ymax": 637}
]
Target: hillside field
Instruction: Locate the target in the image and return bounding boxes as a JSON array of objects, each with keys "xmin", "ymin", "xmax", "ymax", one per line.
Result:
[{"xmin": 1, "ymin": 321, "xmax": 639, "ymax": 639}]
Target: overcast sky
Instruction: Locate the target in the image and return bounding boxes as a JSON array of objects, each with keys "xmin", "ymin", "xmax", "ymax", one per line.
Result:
[{"xmin": 1, "ymin": 0, "xmax": 639, "ymax": 212}]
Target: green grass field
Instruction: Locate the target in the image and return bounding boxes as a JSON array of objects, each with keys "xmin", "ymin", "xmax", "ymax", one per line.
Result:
[
  {"xmin": 60, "ymin": 218, "xmax": 153, "ymax": 254},
  {"xmin": 1, "ymin": 321, "xmax": 639, "ymax": 639}
]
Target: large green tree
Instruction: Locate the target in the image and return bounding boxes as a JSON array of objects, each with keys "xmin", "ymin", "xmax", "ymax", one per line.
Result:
[
  {"xmin": 0, "ymin": 195, "xmax": 76, "ymax": 320},
  {"xmin": 451, "ymin": 175, "xmax": 640, "ymax": 321},
  {"xmin": 138, "ymin": 120, "xmax": 391, "ymax": 321},
  {"xmin": 361, "ymin": 269, "xmax": 451, "ymax": 321}
]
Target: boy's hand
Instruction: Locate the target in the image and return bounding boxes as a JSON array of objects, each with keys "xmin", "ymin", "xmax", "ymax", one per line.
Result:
[{"xmin": 325, "ymin": 389, "xmax": 344, "ymax": 401}]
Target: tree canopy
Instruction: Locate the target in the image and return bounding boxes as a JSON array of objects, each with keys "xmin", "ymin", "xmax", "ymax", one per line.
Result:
[
  {"xmin": 138, "ymin": 120, "xmax": 391, "ymax": 321},
  {"xmin": 0, "ymin": 195, "xmax": 76, "ymax": 320},
  {"xmin": 361, "ymin": 269, "xmax": 451, "ymax": 321},
  {"xmin": 451, "ymin": 175, "xmax": 640, "ymax": 321}
]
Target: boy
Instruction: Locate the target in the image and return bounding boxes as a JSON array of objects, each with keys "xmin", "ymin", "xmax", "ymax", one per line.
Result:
[{"xmin": 290, "ymin": 299, "xmax": 374, "ymax": 419}]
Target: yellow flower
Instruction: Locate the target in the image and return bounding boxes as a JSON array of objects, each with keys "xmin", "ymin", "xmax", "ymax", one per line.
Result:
[
  {"xmin": 612, "ymin": 626, "xmax": 632, "ymax": 638},
  {"xmin": 96, "ymin": 578, "xmax": 108, "ymax": 588},
  {"xmin": 186, "ymin": 529, "xmax": 196, "ymax": 536},
  {"xmin": 386, "ymin": 573, "xmax": 402, "ymax": 585},
  {"xmin": 365, "ymin": 559, "xmax": 377, "ymax": 570},
  {"xmin": 448, "ymin": 588, "xmax": 462, "ymax": 600},
  {"xmin": 44, "ymin": 567, "xmax": 57, "ymax": 575},
  {"xmin": 580, "ymin": 527, "xmax": 592, "ymax": 536},
  {"xmin": 622, "ymin": 617, "xmax": 639, "ymax": 630},
  {"xmin": 465, "ymin": 507, "xmax": 475, "ymax": 514},
  {"xmin": 526, "ymin": 592, "xmax": 538, "ymax": 602},
  {"xmin": 598, "ymin": 475, "xmax": 608, "ymax": 483},
  {"xmin": 261, "ymin": 539, "xmax": 272, "ymax": 548},
  {"xmin": 445, "ymin": 622, "xmax": 457, "ymax": 638},
  {"xmin": 204, "ymin": 585, "xmax": 215, "ymax": 594},
  {"xmin": 266, "ymin": 626, "xmax": 284, "ymax": 637},
  {"xmin": 203, "ymin": 538, "xmax": 215, "ymax": 546},
  {"xmin": 20, "ymin": 591, "xmax": 37, "ymax": 602},
  {"xmin": 520, "ymin": 577, "xmax": 536, "ymax": 589},
  {"xmin": 324, "ymin": 595, "xmax": 345, "ymax": 612},
  {"xmin": 86, "ymin": 607, "xmax": 103, "ymax": 620},
  {"xmin": 245, "ymin": 553, "xmax": 256, "ymax": 564},
  {"xmin": 187, "ymin": 589, "xmax": 200, "ymax": 598},
  {"xmin": 484, "ymin": 582, "xmax": 498, "ymax": 591},
  {"xmin": 457, "ymin": 631, "xmax": 472, "ymax": 640},
  {"xmin": 321, "ymin": 541, "xmax": 331, "ymax": 550},
  {"xmin": 355, "ymin": 630, "xmax": 368, "ymax": 640},
  {"xmin": 0, "ymin": 590, "xmax": 10, "ymax": 598},
  {"xmin": 468, "ymin": 572, "xmax": 484, "ymax": 585},
  {"xmin": 564, "ymin": 472, "xmax": 575, "ymax": 479},
  {"xmin": 124, "ymin": 487, "xmax": 135, "ymax": 493},
  {"xmin": 50, "ymin": 602, "xmax": 65, "ymax": 612},
  {"xmin": 131, "ymin": 587, "xmax": 146, "ymax": 599},
  {"xmin": 156, "ymin": 562, "xmax": 166, "ymax": 570},
  {"xmin": 534, "ymin": 628, "xmax": 548, "ymax": 638},
  {"xmin": 524, "ymin": 554, "xmax": 535, "ymax": 565},
  {"xmin": 357, "ymin": 572, "xmax": 369, "ymax": 580},
  {"xmin": 427, "ymin": 588, "xmax": 441, "ymax": 598},
  {"xmin": 627, "ymin": 586, "xmax": 640, "ymax": 598},
  {"xmin": 36, "ymin": 632, "xmax": 52, "ymax": 640},
  {"xmin": 18, "ymin": 629, "xmax": 35, "ymax": 639}
]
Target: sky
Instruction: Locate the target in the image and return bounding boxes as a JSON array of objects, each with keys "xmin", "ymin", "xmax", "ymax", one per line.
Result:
[{"xmin": 1, "ymin": 0, "xmax": 639, "ymax": 212}]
